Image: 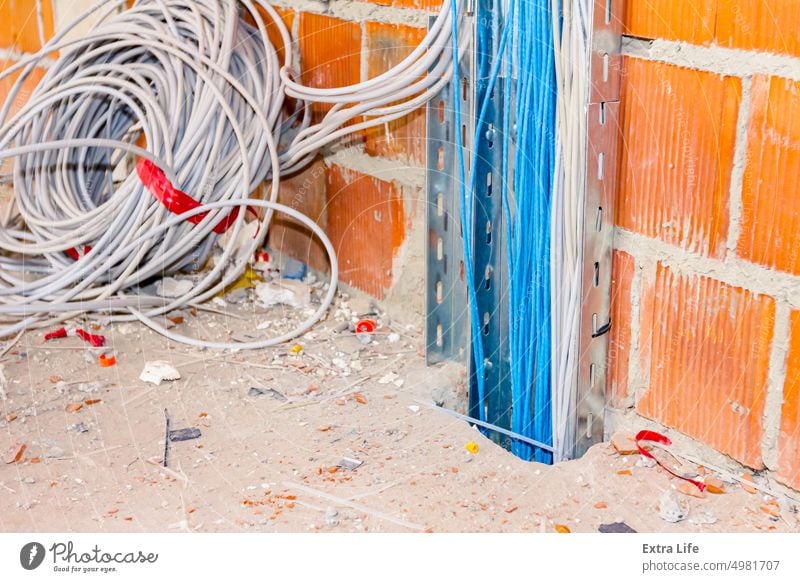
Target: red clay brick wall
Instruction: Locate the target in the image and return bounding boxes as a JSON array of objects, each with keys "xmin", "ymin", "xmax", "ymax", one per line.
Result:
[
  {"xmin": 273, "ymin": 0, "xmax": 432, "ymax": 305},
  {"xmin": 611, "ymin": 0, "xmax": 800, "ymax": 491}
]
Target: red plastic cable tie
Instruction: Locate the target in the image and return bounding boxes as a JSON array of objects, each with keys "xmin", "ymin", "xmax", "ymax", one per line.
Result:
[
  {"xmin": 44, "ymin": 327, "xmax": 68, "ymax": 341},
  {"xmin": 65, "ymin": 245, "xmax": 92, "ymax": 261},
  {"xmin": 635, "ymin": 430, "xmax": 705, "ymax": 492},
  {"xmin": 75, "ymin": 328, "xmax": 106, "ymax": 348},
  {"xmin": 136, "ymin": 158, "xmax": 243, "ymax": 234}
]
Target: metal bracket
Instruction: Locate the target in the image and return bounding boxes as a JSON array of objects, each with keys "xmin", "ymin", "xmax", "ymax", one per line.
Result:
[
  {"xmin": 575, "ymin": 0, "xmax": 624, "ymax": 457},
  {"xmin": 425, "ymin": 14, "xmax": 473, "ymax": 369},
  {"xmin": 425, "ymin": 2, "xmax": 512, "ymax": 448}
]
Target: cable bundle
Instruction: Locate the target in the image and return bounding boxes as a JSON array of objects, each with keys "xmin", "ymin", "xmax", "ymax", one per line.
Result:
[
  {"xmin": 0, "ymin": 0, "xmax": 458, "ymax": 348},
  {"xmin": 505, "ymin": 0, "xmax": 557, "ymax": 463},
  {"xmin": 550, "ymin": 0, "xmax": 592, "ymax": 462},
  {"xmin": 457, "ymin": 1, "xmax": 589, "ymax": 463}
]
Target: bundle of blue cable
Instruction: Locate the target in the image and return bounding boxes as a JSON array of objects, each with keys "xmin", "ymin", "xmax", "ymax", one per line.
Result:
[
  {"xmin": 452, "ymin": 0, "xmax": 556, "ymax": 462},
  {"xmin": 508, "ymin": 0, "xmax": 556, "ymax": 463}
]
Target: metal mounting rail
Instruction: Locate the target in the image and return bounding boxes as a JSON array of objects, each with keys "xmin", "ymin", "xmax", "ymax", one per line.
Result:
[
  {"xmin": 574, "ymin": 0, "xmax": 623, "ymax": 457},
  {"xmin": 424, "ymin": 12, "xmax": 473, "ymax": 371}
]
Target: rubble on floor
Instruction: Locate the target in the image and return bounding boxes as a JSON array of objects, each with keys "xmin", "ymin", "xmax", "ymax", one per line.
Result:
[{"xmin": 0, "ymin": 281, "xmax": 798, "ymax": 533}]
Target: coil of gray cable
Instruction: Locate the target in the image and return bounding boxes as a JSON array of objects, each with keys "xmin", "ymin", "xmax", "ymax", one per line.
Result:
[
  {"xmin": 0, "ymin": 0, "xmax": 340, "ymax": 349},
  {"xmin": 0, "ymin": 0, "xmax": 460, "ymax": 348}
]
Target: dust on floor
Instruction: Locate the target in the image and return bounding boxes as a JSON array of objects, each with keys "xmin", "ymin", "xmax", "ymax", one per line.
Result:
[{"xmin": 1, "ymin": 293, "xmax": 799, "ymax": 533}]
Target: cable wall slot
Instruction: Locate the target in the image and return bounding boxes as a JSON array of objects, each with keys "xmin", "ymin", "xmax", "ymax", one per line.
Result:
[{"xmin": 425, "ymin": 0, "xmax": 623, "ymax": 462}]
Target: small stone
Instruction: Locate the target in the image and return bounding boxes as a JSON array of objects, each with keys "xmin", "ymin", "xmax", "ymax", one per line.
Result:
[
  {"xmin": 22, "ymin": 477, "xmax": 35, "ymax": 484},
  {"xmin": 378, "ymin": 372, "xmax": 399, "ymax": 385},
  {"xmin": 690, "ymin": 509, "xmax": 717, "ymax": 525},
  {"xmin": 658, "ymin": 490, "xmax": 689, "ymax": 523},
  {"xmin": 324, "ymin": 507, "xmax": 339, "ymax": 527}
]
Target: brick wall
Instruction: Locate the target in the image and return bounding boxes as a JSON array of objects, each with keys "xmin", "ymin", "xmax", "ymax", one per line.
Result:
[
  {"xmin": 611, "ymin": 0, "xmax": 800, "ymax": 491},
  {"xmin": 0, "ymin": 0, "xmax": 433, "ymax": 318}
]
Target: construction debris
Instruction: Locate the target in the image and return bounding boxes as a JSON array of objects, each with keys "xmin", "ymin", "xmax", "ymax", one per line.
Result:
[
  {"xmin": 140, "ymin": 361, "xmax": 181, "ymax": 385},
  {"xmin": 610, "ymin": 432, "xmax": 639, "ymax": 455},
  {"xmin": 155, "ymin": 277, "xmax": 194, "ymax": 298},
  {"xmin": 598, "ymin": 522, "xmax": 637, "ymax": 533},
  {"xmin": 169, "ymin": 428, "xmax": 202, "ymax": 442},
  {"xmin": 4, "ymin": 443, "xmax": 26, "ymax": 464},
  {"xmin": 338, "ymin": 457, "xmax": 363, "ymax": 471},
  {"xmin": 658, "ymin": 490, "xmax": 689, "ymax": 523}
]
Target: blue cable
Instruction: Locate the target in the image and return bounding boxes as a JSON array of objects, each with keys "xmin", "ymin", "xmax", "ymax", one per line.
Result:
[
  {"xmin": 508, "ymin": 0, "xmax": 555, "ymax": 463},
  {"xmin": 452, "ymin": 0, "xmax": 556, "ymax": 462}
]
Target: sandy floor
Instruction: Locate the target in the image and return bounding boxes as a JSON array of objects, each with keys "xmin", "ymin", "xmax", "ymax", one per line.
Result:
[{"xmin": 1, "ymin": 290, "xmax": 799, "ymax": 533}]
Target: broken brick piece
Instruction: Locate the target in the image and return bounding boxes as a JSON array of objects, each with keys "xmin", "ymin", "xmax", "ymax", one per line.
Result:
[
  {"xmin": 611, "ymin": 432, "xmax": 639, "ymax": 455},
  {"xmin": 66, "ymin": 403, "xmax": 83, "ymax": 413},
  {"xmin": 703, "ymin": 476, "xmax": 725, "ymax": 494},
  {"xmin": 5, "ymin": 443, "xmax": 26, "ymax": 464},
  {"xmin": 677, "ymin": 481, "xmax": 705, "ymax": 499},
  {"xmin": 740, "ymin": 472, "xmax": 758, "ymax": 494}
]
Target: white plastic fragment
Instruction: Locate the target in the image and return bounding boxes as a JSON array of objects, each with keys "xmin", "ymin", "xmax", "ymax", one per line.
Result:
[
  {"xmin": 387, "ymin": 332, "xmax": 400, "ymax": 343},
  {"xmin": 254, "ymin": 280, "xmax": 309, "ymax": 308},
  {"xmin": 155, "ymin": 277, "xmax": 194, "ymax": 298},
  {"xmin": 658, "ymin": 490, "xmax": 689, "ymax": 523},
  {"xmin": 378, "ymin": 372, "xmax": 399, "ymax": 385},
  {"xmin": 139, "ymin": 361, "xmax": 181, "ymax": 385}
]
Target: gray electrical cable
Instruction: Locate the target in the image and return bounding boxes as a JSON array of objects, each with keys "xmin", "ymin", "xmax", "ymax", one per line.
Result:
[{"xmin": 0, "ymin": 0, "xmax": 461, "ymax": 348}]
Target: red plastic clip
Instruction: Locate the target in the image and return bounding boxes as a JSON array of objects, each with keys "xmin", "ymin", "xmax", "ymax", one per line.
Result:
[
  {"xmin": 75, "ymin": 328, "xmax": 106, "ymax": 348},
  {"xmin": 136, "ymin": 158, "xmax": 242, "ymax": 234},
  {"xmin": 635, "ymin": 430, "xmax": 706, "ymax": 492},
  {"xmin": 355, "ymin": 319, "xmax": 377, "ymax": 334},
  {"xmin": 44, "ymin": 327, "xmax": 68, "ymax": 341}
]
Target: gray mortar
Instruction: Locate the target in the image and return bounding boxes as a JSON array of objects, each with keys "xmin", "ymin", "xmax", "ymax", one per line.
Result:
[
  {"xmin": 623, "ymin": 37, "xmax": 800, "ymax": 81},
  {"xmin": 269, "ymin": 0, "xmax": 433, "ymax": 27},
  {"xmin": 762, "ymin": 302, "xmax": 791, "ymax": 472},
  {"xmin": 324, "ymin": 144, "xmax": 426, "ymax": 190},
  {"xmin": 615, "ymin": 229, "xmax": 800, "ymax": 309},
  {"xmin": 383, "ymin": 186, "xmax": 426, "ymax": 325},
  {"xmin": 726, "ymin": 76, "xmax": 751, "ymax": 255}
]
